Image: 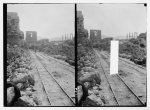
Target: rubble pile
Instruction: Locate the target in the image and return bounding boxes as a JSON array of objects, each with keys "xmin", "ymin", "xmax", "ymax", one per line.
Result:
[
  {"xmin": 7, "ymin": 12, "xmax": 40, "ymax": 106},
  {"xmin": 77, "ymin": 45, "xmax": 106, "ymax": 106},
  {"xmin": 7, "ymin": 45, "xmax": 40, "ymax": 106},
  {"xmin": 77, "ymin": 11, "xmax": 105, "ymax": 106}
]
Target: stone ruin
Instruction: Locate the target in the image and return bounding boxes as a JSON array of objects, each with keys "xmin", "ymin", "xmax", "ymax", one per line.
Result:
[
  {"xmin": 26, "ymin": 31, "xmax": 37, "ymax": 46},
  {"xmin": 90, "ymin": 30, "xmax": 101, "ymax": 43},
  {"xmin": 77, "ymin": 11, "xmax": 88, "ymax": 44},
  {"xmin": 7, "ymin": 12, "xmax": 24, "ymax": 45}
]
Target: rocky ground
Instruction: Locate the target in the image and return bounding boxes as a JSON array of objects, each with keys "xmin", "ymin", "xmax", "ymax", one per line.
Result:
[
  {"xmin": 77, "ymin": 46, "xmax": 105, "ymax": 106},
  {"xmin": 7, "ymin": 45, "xmax": 40, "ymax": 106},
  {"xmin": 7, "ymin": 43, "xmax": 75, "ymax": 106},
  {"xmin": 77, "ymin": 46, "xmax": 146, "ymax": 106}
]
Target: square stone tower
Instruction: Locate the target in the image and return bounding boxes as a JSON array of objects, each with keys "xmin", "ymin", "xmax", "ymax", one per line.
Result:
[
  {"xmin": 26, "ymin": 31, "xmax": 37, "ymax": 46},
  {"xmin": 90, "ymin": 30, "xmax": 101, "ymax": 43}
]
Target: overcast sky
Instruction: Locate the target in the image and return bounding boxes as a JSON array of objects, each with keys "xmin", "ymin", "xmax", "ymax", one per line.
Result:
[
  {"xmin": 7, "ymin": 4, "xmax": 74, "ymax": 40},
  {"xmin": 77, "ymin": 4, "xmax": 146, "ymax": 38}
]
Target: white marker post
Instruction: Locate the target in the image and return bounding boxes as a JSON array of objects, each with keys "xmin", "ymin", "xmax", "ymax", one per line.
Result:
[{"xmin": 110, "ymin": 41, "xmax": 119, "ymax": 75}]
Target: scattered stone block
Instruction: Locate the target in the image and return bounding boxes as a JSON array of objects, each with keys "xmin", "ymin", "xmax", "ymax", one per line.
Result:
[{"xmin": 82, "ymin": 94, "xmax": 104, "ymax": 106}]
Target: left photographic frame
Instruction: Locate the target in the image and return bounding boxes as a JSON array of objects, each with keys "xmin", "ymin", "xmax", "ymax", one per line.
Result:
[{"xmin": 4, "ymin": 3, "xmax": 76, "ymax": 107}]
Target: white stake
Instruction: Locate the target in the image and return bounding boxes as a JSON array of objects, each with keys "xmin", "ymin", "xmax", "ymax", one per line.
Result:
[{"xmin": 110, "ymin": 41, "xmax": 119, "ymax": 75}]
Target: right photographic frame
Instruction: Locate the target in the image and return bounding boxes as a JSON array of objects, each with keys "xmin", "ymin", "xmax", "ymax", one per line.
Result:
[{"xmin": 77, "ymin": 3, "xmax": 147, "ymax": 107}]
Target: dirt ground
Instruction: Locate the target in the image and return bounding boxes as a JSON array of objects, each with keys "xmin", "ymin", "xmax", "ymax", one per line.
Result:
[
  {"xmin": 99, "ymin": 50, "xmax": 146, "ymax": 105},
  {"xmin": 29, "ymin": 51, "xmax": 75, "ymax": 106},
  {"xmin": 89, "ymin": 50, "xmax": 146, "ymax": 106}
]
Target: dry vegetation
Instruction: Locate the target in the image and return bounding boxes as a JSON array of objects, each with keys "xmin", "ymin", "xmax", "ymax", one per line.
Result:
[
  {"xmin": 93, "ymin": 33, "xmax": 146, "ymax": 66},
  {"xmin": 36, "ymin": 39, "xmax": 75, "ymax": 66},
  {"xmin": 119, "ymin": 34, "xmax": 146, "ymax": 60}
]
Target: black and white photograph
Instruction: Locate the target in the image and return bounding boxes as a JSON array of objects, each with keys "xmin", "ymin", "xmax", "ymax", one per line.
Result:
[
  {"xmin": 5, "ymin": 4, "xmax": 75, "ymax": 106},
  {"xmin": 77, "ymin": 4, "xmax": 147, "ymax": 106},
  {"xmin": 2, "ymin": 1, "xmax": 149, "ymax": 109}
]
